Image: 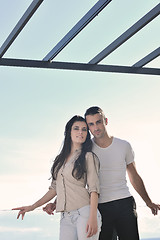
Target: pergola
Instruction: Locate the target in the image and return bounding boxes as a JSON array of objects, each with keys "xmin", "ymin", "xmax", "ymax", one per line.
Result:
[{"xmin": 0, "ymin": 0, "xmax": 160, "ymax": 75}]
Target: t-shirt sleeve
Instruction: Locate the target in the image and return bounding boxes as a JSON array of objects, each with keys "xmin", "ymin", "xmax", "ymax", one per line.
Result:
[
  {"xmin": 125, "ymin": 142, "xmax": 135, "ymax": 165},
  {"xmin": 85, "ymin": 152, "xmax": 100, "ymax": 194}
]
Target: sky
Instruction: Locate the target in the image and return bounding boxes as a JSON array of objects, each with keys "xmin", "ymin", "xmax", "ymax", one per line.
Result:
[{"xmin": 0, "ymin": 0, "xmax": 160, "ymax": 239}]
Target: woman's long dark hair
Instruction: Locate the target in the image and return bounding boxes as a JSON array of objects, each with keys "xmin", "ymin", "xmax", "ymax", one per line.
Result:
[{"xmin": 51, "ymin": 115, "xmax": 92, "ymax": 180}]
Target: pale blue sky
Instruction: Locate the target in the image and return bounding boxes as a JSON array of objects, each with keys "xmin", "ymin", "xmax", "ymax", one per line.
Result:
[{"xmin": 0, "ymin": 0, "xmax": 160, "ymax": 239}]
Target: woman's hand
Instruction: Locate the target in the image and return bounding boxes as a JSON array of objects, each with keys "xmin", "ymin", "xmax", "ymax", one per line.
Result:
[
  {"xmin": 12, "ymin": 189, "xmax": 57, "ymax": 220},
  {"xmin": 86, "ymin": 215, "xmax": 98, "ymax": 238},
  {"xmin": 12, "ymin": 205, "xmax": 35, "ymax": 220}
]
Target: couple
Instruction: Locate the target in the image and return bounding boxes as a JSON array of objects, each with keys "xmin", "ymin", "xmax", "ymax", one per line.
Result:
[{"xmin": 13, "ymin": 106, "xmax": 160, "ymax": 240}]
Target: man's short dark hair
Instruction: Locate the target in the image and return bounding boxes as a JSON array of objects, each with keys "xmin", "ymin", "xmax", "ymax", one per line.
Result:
[{"xmin": 84, "ymin": 106, "xmax": 105, "ymax": 119}]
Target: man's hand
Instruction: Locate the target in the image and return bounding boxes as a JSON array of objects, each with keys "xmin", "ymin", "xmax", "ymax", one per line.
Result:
[
  {"xmin": 43, "ymin": 202, "xmax": 56, "ymax": 215},
  {"xmin": 146, "ymin": 201, "xmax": 160, "ymax": 215}
]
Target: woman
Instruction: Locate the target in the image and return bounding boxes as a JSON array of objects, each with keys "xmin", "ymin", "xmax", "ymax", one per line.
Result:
[{"xmin": 13, "ymin": 115, "xmax": 101, "ymax": 240}]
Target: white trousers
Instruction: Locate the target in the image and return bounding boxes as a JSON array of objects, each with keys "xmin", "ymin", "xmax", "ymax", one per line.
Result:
[{"xmin": 59, "ymin": 205, "xmax": 102, "ymax": 240}]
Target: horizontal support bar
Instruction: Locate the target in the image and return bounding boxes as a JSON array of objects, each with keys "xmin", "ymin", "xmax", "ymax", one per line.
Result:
[
  {"xmin": 132, "ymin": 47, "xmax": 160, "ymax": 67},
  {"xmin": 0, "ymin": 0, "xmax": 44, "ymax": 58},
  {"xmin": 89, "ymin": 3, "xmax": 160, "ymax": 64},
  {"xmin": 43, "ymin": 0, "xmax": 112, "ymax": 61},
  {"xmin": 0, "ymin": 58, "xmax": 160, "ymax": 75}
]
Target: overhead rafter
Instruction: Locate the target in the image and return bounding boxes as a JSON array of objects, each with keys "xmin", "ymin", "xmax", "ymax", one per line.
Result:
[
  {"xmin": 89, "ymin": 3, "xmax": 160, "ymax": 64},
  {"xmin": 43, "ymin": 0, "xmax": 112, "ymax": 61},
  {"xmin": 132, "ymin": 47, "xmax": 160, "ymax": 67},
  {"xmin": 0, "ymin": 1, "xmax": 159, "ymax": 76},
  {"xmin": 0, "ymin": 58, "xmax": 159, "ymax": 76},
  {"xmin": 0, "ymin": 0, "xmax": 44, "ymax": 58}
]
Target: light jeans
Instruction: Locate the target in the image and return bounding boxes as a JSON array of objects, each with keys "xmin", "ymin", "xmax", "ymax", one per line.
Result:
[{"xmin": 59, "ymin": 205, "xmax": 102, "ymax": 240}]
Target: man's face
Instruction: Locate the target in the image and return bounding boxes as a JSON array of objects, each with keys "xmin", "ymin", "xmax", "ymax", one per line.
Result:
[{"xmin": 86, "ymin": 113, "xmax": 107, "ymax": 139}]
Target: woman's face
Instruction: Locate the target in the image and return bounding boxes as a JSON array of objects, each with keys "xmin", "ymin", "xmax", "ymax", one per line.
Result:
[{"xmin": 71, "ymin": 121, "xmax": 88, "ymax": 145}]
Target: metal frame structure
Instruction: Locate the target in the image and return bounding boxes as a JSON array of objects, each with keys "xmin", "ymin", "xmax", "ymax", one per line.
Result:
[{"xmin": 0, "ymin": 0, "xmax": 160, "ymax": 75}]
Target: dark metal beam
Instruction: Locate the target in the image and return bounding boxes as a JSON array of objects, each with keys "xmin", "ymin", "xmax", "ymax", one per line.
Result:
[
  {"xmin": 89, "ymin": 3, "xmax": 160, "ymax": 64},
  {"xmin": 132, "ymin": 47, "xmax": 160, "ymax": 67},
  {"xmin": 43, "ymin": 0, "xmax": 112, "ymax": 61},
  {"xmin": 0, "ymin": 0, "xmax": 44, "ymax": 58},
  {"xmin": 0, "ymin": 58, "xmax": 160, "ymax": 75}
]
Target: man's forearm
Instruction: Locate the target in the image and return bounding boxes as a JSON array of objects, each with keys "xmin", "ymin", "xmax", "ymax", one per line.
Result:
[{"xmin": 130, "ymin": 174, "xmax": 152, "ymax": 205}]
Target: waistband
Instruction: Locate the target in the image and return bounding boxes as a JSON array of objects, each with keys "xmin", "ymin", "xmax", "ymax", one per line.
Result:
[
  {"xmin": 61, "ymin": 205, "xmax": 90, "ymax": 217},
  {"xmin": 98, "ymin": 196, "xmax": 134, "ymax": 205}
]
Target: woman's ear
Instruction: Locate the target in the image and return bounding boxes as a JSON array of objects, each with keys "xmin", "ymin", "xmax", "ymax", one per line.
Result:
[{"xmin": 105, "ymin": 118, "xmax": 108, "ymax": 125}]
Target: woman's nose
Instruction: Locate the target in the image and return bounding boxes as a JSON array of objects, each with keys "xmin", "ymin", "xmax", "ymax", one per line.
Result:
[{"xmin": 79, "ymin": 129, "xmax": 83, "ymax": 134}]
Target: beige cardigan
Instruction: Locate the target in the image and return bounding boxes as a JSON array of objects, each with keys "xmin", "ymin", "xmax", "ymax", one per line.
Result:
[{"xmin": 49, "ymin": 151, "xmax": 100, "ymax": 212}]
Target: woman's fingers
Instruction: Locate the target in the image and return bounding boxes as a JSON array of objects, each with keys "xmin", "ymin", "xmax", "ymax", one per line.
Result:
[
  {"xmin": 17, "ymin": 209, "xmax": 25, "ymax": 220},
  {"xmin": 86, "ymin": 225, "xmax": 95, "ymax": 238},
  {"xmin": 12, "ymin": 206, "xmax": 28, "ymax": 220},
  {"xmin": 86, "ymin": 223, "xmax": 89, "ymax": 233},
  {"xmin": 21, "ymin": 212, "xmax": 25, "ymax": 220},
  {"xmin": 86, "ymin": 223, "xmax": 98, "ymax": 237},
  {"xmin": 12, "ymin": 207, "xmax": 23, "ymax": 211}
]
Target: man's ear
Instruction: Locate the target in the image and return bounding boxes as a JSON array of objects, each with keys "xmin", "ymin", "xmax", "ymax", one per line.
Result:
[{"xmin": 105, "ymin": 118, "xmax": 108, "ymax": 125}]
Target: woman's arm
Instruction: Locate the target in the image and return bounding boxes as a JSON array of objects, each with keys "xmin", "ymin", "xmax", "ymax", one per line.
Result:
[
  {"xmin": 12, "ymin": 189, "xmax": 56, "ymax": 220},
  {"xmin": 85, "ymin": 152, "xmax": 100, "ymax": 237},
  {"xmin": 86, "ymin": 192, "xmax": 99, "ymax": 237}
]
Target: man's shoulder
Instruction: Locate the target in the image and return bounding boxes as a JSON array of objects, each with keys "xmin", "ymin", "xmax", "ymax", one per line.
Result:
[
  {"xmin": 91, "ymin": 137, "xmax": 131, "ymax": 146},
  {"xmin": 114, "ymin": 138, "xmax": 134, "ymax": 160},
  {"xmin": 113, "ymin": 137, "xmax": 131, "ymax": 146}
]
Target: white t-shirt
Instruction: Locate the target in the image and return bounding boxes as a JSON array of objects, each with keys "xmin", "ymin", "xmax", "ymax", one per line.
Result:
[{"xmin": 92, "ymin": 137, "xmax": 134, "ymax": 203}]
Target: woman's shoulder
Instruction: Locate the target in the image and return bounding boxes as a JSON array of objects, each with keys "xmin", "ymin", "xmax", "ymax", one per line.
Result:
[
  {"xmin": 85, "ymin": 151, "xmax": 94, "ymax": 158},
  {"xmin": 85, "ymin": 151, "xmax": 99, "ymax": 163},
  {"xmin": 85, "ymin": 152, "xmax": 100, "ymax": 172}
]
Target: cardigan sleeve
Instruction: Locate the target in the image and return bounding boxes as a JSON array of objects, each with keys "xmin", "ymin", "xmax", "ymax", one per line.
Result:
[
  {"xmin": 85, "ymin": 152, "xmax": 100, "ymax": 195},
  {"xmin": 49, "ymin": 178, "xmax": 56, "ymax": 191}
]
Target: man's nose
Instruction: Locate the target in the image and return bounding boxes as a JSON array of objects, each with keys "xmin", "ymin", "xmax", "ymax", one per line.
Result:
[{"xmin": 94, "ymin": 125, "xmax": 98, "ymax": 131}]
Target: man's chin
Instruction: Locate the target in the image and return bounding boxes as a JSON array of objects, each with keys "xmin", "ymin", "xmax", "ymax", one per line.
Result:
[{"xmin": 94, "ymin": 134, "xmax": 102, "ymax": 139}]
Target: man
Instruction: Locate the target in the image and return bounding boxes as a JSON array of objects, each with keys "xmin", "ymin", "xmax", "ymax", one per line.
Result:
[{"xmin": 43, "ymin": 106, "xmax": 160, "ymax": 240}]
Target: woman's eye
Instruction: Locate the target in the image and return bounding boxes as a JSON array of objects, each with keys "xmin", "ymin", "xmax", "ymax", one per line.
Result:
[{"xmin": 82, "ymin": 128, "xmax": 87, "ymax": 131}]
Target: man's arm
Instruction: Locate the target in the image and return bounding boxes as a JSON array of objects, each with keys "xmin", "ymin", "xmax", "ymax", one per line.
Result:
[{"xmin": 127, "ymin": 162, "xmax": 160, "ymax": 215}]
